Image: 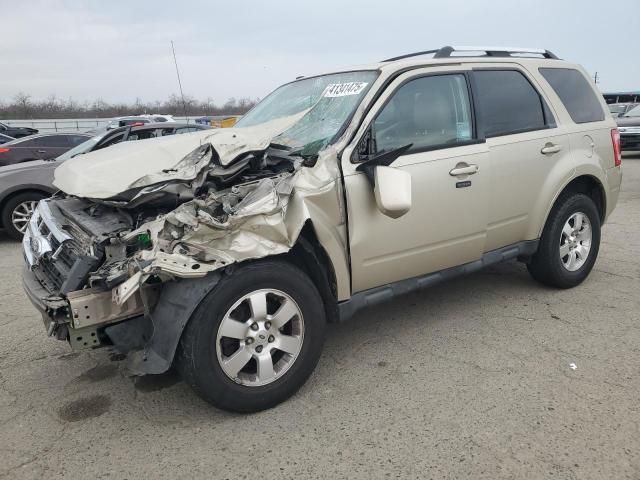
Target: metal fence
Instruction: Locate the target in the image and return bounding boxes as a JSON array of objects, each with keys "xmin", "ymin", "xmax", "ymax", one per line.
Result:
[{"xmin": 1, "ymin": 117, "xmax": 198, "ymax": 133}]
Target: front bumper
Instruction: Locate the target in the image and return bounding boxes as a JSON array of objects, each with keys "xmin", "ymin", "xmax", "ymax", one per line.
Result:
[
  {"xmin": 22, "ymin": 266, "xmax": 69, "ymax": 338},
  {"xmin": 23, "ymin": 262, "xmax": 155, "ymax": 351},
  {"xmin": 620, "ymin": 133, "xmax": 640, "ymax": 151}
]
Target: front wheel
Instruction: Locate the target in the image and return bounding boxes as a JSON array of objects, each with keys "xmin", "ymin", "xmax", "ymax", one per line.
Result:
[
  {"xmin": 177, "ymin": 260, "xmax": 326, "ymax": 412},
  {"xmin": 527, "ymin": 193, "xmax": 601, "ymax": 289},
  {"xmin": 1, "ymin": 192, "xmax": 47, "ymax": 240}
]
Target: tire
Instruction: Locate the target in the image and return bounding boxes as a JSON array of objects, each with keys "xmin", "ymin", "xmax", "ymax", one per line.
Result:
[
  {"xmin": 1, "ymin": 192, "xmax": 47, "ymax": 240},
  {"xmin": 527, "ymin": 193, "xmax": 601, "ymax": 289},
  {"xmin": 177, "ymin": 259, "xmax": 326, "ymax": 413}
]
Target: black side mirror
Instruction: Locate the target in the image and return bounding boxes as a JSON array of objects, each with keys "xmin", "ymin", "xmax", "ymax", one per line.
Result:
[{"xmin": 355, "ymin": 143, "xmax": 413, "ymax": 186}]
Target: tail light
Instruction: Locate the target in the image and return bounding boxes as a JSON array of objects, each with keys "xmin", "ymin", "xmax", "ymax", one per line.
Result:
[
  {"xmin": 0, "ymin": 148, "xmax": 10, "ymax": 153},
  {"xmin": 611, "ymin": 128, "xmax": 622, "ymax": 167}
]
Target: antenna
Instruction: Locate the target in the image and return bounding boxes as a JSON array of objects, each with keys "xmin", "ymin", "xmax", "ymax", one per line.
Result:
[{"xmin": 171, "ymin": 40, "xmax": 188, "ymax": 121}]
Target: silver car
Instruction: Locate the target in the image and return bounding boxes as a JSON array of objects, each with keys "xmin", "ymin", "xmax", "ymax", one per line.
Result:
[{"xmin": 0, "ymin": 122, "xmax": 209, "ymax": 239}]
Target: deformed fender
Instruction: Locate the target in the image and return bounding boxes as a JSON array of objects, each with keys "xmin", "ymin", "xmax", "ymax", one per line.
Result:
[{"xmin": 126, "ymin": 272, "xmax": 222, "ymax": 375}]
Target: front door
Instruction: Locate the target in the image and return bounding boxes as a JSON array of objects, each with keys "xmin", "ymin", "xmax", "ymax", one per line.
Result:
[{"xmin": 341, "ymin": 68, "xmax": 490, "ymax": 293}]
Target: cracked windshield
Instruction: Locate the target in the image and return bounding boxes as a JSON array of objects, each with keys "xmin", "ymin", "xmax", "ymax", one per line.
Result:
[{"xmin": 235, "ymin": 70, "xmax": 379, "ymax": 155}]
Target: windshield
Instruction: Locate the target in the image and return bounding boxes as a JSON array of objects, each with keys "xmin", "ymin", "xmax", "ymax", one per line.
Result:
[
  {"xmin": 623, "ymin": 105, "xmax": 640, "ymax": 117},
  {"xmin": 235, "ymin": 70, "xmax": 378, "ymax": 155},
  {"xmin": 56, "ymin": 134, "xmax": 104, "ymax": 161}
]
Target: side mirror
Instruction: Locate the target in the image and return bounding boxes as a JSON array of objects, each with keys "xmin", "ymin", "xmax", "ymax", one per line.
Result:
[
  {"xmin": 373, "ymin": 166, "xmax": 412, "ymax": 218},
  {"xmin": 355, "ymin": 143, "xmax": 413, "ymax": 219}
]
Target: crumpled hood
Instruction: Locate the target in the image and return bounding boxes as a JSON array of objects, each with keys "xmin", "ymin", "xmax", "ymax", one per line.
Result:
[{"xmin": 53, "ymin": 113, "xmax": 305, "ymax": 199}]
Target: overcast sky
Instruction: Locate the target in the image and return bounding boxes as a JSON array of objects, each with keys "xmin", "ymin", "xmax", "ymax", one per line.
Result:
[{"xmin": 1, "ymin": 0, "xmax": 637, "ymax": 105}]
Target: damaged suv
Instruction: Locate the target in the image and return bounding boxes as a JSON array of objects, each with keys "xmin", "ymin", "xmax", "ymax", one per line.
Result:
[{"xmin": 22, "ymin": 46, "xmax": 622, "ymax": 412}]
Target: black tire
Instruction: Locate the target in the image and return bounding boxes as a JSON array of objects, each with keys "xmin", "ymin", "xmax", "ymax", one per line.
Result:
[
  {"xmin": 1, "ymin": 192, "xmax": 47, "ymax": 241},
  {"xmin": 177, "ymin": 259, "xmax": 326, "ymax": 413},
  {"xmin": 527, "ymin": 193, "xmax": 601, "ymax": 289}
]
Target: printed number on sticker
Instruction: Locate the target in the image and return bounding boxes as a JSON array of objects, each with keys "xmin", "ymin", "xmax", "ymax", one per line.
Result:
[{"xmin": 324, "ymin": 82, "xmax": 368, "ymax": 97}]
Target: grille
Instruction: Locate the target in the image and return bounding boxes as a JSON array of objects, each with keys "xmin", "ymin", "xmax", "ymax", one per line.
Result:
[
  {"xmin": 28, "ymin": 212, "xmax": 91, "ymax": 294},
  {"xmin": 32, "ymin": 240, "xmax": 83, "ymax": 293}
]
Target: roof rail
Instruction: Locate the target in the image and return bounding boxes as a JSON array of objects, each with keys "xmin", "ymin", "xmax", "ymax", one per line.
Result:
[{"xmin": 382, "ymin": 46, "xmax": 560, "ymax": 62}]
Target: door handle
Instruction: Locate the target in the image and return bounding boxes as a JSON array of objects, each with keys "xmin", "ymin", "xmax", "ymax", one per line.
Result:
[
  {"xmin": 449, "ymin": 163, "xmax": 479, "ymax": 176},
  {"xmin": 540, "ymin": 143, "xmax": 562, "ymax": 155},
  {"xmin": 36, "ymin": 150, "xmax": 47, "ymax": 154}
]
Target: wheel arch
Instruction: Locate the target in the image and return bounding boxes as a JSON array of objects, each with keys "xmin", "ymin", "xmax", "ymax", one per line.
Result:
[
  {"xmin": 529, "ymin": 171, "xmax": 607, "ymax": 240},
  {"xmin": 284, "ymin": 221, "xmax": 340, "ymax": 324}
]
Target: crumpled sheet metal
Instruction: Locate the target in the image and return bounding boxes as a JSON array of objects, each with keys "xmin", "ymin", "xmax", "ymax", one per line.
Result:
[
  {"xmin": 53, "ymin": 111, "xmax": 309, "ymax": 200},
  {"xmin": 112, "ymin": 145, "xmax": 346, "ymax": 305}
]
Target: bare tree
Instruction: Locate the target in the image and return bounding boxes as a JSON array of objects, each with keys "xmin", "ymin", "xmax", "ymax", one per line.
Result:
[
  {"xmin": 13, "ymin": 92, "xmax": 31, "ymax": 118},
  {"xmin": 0, "ymin": 93, "xmax": 258, "ymax": 119}
]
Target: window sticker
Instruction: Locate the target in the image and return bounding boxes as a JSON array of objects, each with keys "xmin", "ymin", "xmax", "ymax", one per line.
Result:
[{"xmin": 323, "ymin": 82, "xmax": 368, "ymax": 97}]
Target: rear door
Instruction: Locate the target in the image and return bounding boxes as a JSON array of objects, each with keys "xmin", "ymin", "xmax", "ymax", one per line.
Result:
[
  {"xmin": 1, "ymin": 137, "xmax": 40, "ymax": 164},
  {"xmin": 470, "ymin": 67, "xmax": 570, "ymax": 251},
  {"xmin": 31, "ymin": 135, "xmax": 71, "ymax": 159}
]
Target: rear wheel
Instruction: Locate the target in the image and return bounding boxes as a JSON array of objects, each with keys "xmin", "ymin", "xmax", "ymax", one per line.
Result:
[
  {"xmin": 1, "ymin": 192, "xmax": 47, "ymax": 240},
  {"xmin": 177, "ymin": 260, "xmax": 326, "ymax": 412},
  {"xmin": 527, "ymin": 193, "xmax": 601, "ymax": 288}
]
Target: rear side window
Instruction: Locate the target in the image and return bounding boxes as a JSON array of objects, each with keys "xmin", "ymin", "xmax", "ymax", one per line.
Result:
[
  {"xmin": 474, "ymin": 70, "xmax": 548, "ymax": 138},
  {"xmin": 539, "ymin": 68, "xmax": 605, "ymax": 123},
  {"xmin": 35, "ymin": 136, "xmax": 68, "ymax": 147}
]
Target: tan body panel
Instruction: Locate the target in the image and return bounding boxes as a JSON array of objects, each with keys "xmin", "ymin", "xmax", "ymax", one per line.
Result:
[
  {"xmin": 333, "ymin": 59, "xmax": 621, "ymax": 295},
  {"xmin": 340, "ymin": 66, "xmax": 490, "ymax": 292},
  {"xmin": 343, "ymin": 143, "xmax": 489, "ymax": 292}
]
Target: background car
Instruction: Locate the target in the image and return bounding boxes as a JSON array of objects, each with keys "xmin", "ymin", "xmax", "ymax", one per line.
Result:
[
  {"xmin": 0, "ymin": 133, "xmax": 15, "ymax": 144},
  {"xmin": 104, "ymin": 114, "xmax": 176, "ymax": 130},
  {"xmin": 0, "ymin": 122, "xmax": 210, "ymax": 239},
  {"xmin": 0, "ymin": 121, "xmax": 38, "ymax": 138},
  {"xmin": 608, "ymin": 103, "xmax": 638, "ymax": 118},
  {"xmin": 0, "ymin": 132, "xmax": 92, "ymax": 167},
  {"xmin": 616, "ymin": 104, "xmax": 640, "ymax": 151}
]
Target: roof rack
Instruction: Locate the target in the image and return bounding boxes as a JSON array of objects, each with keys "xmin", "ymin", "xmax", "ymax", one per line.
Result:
[{"xmin": 382, "ymin": 46, "xmax": 559, "ymax": 62}]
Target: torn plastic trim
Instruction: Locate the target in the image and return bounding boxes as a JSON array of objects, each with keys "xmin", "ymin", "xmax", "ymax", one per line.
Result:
[{"xmin": 124, "ymin": 272, "xmax": 223, "ymax": 375}]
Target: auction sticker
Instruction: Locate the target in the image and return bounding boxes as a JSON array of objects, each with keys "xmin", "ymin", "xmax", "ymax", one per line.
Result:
[{"xmin": 323, "ymin": 82, "xmax": 368, "ymax": 97}]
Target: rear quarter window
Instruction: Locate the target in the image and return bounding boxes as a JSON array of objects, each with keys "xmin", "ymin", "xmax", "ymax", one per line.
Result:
[{"xmin": 539, "ymin": 68, "xmax": 605, "ymax": 123}]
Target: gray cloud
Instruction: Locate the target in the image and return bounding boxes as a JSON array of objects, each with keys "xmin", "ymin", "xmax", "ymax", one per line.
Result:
[{"xmin": 1, "ymin": 0, "xmax": 636, "ymax": 104}]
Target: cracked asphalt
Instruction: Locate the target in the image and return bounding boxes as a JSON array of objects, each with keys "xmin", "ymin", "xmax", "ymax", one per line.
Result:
[{"xmin": 1, "ymin": 155, "xmax": 638, "ymax": 480}]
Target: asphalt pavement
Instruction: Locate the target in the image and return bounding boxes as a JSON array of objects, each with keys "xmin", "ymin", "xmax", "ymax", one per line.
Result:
[{"xmin": 1, "ymin": 154, "xmax": 639, "ymax": 479}]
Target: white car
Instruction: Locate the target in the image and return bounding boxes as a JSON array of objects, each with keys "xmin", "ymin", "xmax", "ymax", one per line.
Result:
[{"xmin": 105, "ymin": 114, "xmax": 175, "ymax": 130}]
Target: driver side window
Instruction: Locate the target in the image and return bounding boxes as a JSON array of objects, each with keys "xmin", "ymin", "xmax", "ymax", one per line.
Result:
[{"xmin": 373, "ymin": 74, "xmax": 473, "ymax": 154}]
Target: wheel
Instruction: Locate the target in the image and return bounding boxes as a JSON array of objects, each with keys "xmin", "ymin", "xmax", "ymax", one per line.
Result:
[
  {"xmin": 177, "ymin": 260, "xmax": 326, "ymax": 412},
  {"xmin": 1, "ymin": 192, "xmax": 47, "ymax": 240},
  {"xmin": 527, "ymin": 193, "xmax": 601, "ymax": 288}
]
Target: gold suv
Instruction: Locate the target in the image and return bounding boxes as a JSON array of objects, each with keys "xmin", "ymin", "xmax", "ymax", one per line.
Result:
[{"xmin": 22, "ymin": 46, "xmax": 623, "ymax": 412}]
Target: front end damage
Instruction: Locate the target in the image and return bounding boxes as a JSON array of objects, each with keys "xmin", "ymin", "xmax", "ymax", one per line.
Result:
[
  {"xmin": 22, "ymin": 124, "xmax": 345, "ymax": 374},
  {"xmin": 22, "ymin": 71, "xmax": 381, "ymax": 374}
]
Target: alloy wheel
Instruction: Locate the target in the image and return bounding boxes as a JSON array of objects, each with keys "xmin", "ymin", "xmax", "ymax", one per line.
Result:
[
  {"xmin": 559, "ymin": 212, "xmax": 592, "ymax": 272},
  {"xmin": 11, "ymin": 200, "xmax": 38, "ymax": 234},
  {"xmin": 215, "ymin": 289, "xmax": 304, "ymax": 387}
]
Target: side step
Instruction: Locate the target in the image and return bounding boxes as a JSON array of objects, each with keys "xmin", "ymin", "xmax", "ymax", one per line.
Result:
[{"xmin": 338, "ymin": 240, "xmax": 539, "ymax": 322}]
